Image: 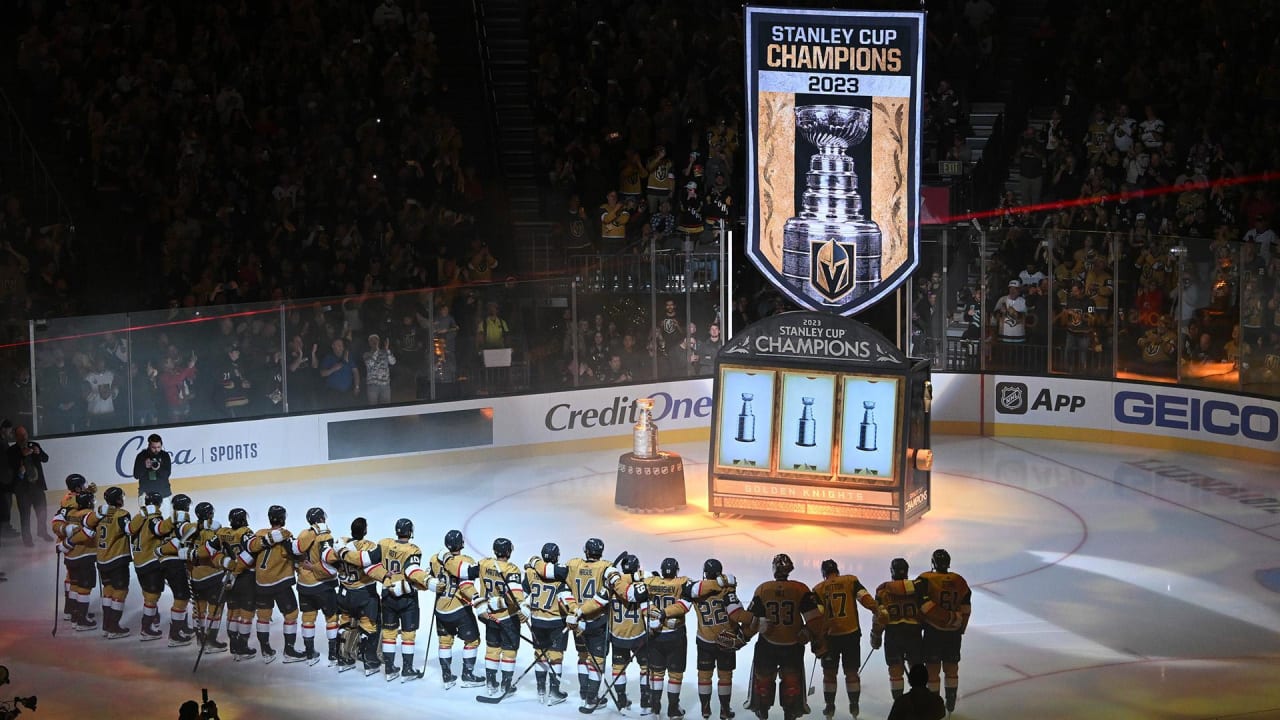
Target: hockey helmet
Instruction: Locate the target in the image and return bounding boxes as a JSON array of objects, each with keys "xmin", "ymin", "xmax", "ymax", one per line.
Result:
[
  {"xmin": 584, "ymin": 537, "xmax": 605, "ymax": 560},
  {"xmin": 76, "ymin": 490, "xmax": 95, "ymax": 509},
  {"xmin": 541, "ymin": 542, "xmax": 561, "ymax": 564},
  {"xmin": 306, "ymin": 507, "xmax": 327, "ymax": 526},
  {"xmin": 195, "ymin": 502, "xmax": 215, "ymax": 522},
  {"xmin": 171, "ymin": 494, "xmax": 192, "ymax": 512},
  {"xmin": 820, "ymin": 559, "xmax": 839, "ymax": 577},
  {"xmin": 771, "ymin": 553, "xmax": 795, "ymax": 579},
  {"xmin": 931, "ymin": 548, "xmax": 951, "ymax": 573},
  {"xmin": 65, "ymin": 473, "xmax": 88, "ymax": 492},
  {"xmin": 890, "ymin": 557, "xmax": 910, "ymax": 580},
  {"xmin": 395, "ymin": 518, "xmax": 414, "ymax": 539},
  {"xmin": 444, "ymin": 529, "xmax": 464, "ymax": 552},
  {"xmin": 103, "ymin": 486, "xmax": 125, "ymax": 508},
  {"xmin": 620, "ymin": 553, "xmax": 641, "ymax": 575},
  {"xmin": 267, "ymin": 505, "xmax": 287, "ymax": 527},
  {"xmin": 228, "ymin": 508, "xmax": 249, "ymax": 529},
  {"xmin": 702, "ymin": 558, "xmax": 723, "ymax": 580},
  {"xmin": 143, "ymin": 491, "xmax": 163, "ymax": 512},
  {"xmin": 351, "ymin": 517, "xmax": 368, "ymax": 540},
  {"xmin": 493, "ymin": 537, "xmax": 513, "ymax": 558},
  {"xmin": 660, "ymin": 557, "xmax": 680, "ymax": 579}
]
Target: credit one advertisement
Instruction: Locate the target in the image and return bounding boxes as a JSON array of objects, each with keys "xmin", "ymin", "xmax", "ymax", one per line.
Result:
[
  {"xmin": 744, "ymin": 6, "xmax": 924, "ymax": 316},
  {"xmin": 37, "ymin": 380, "xmax": 716, "ymax": 485},
  {"xmin": 991, "ymin": 376, "xmax": 1280, "ymax": 456}
]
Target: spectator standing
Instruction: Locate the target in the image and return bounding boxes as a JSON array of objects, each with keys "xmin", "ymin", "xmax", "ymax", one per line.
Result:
[
  {"xmin": 992, "ymin": 281, "xmax": 1028, "ymax": 344},
  {"xmin": 477, "ymin": 302, "xmax": 511, "ymax": 351},
  {"xmin": 83, "ymin": 356, "xmax": 118, "ymax": 429},
  {"xmin": 213, "ymin": 344, "xmax": 252, "ymax": 418},
  {"xmin": 600, "ymin": 190, "xmax": 630, "ymax": 254},
  {"xmin": 1244, "ymin": 215, "xmax": 1276, "ymax": 262},
  {"xmin": 132, "ymin": 433, "xmax": 173, "ymax": 501},
  {"xmin": 1016, "ymin": 127, "xmax": 1045, "ymax": 206},
  {"xmin": 157, "ymin": 353, "xmax": 197, "ymax": 424},
  {"xmin": 362, "ymin": 334, "xmax": 397, "ymax": 405},
  {"xmin": 38, "ymin": 349, "xmax": 82, "ymax": 434},
  {"xmin": 6, "ymin": 425, "xmax": 52, "ymax": 547},
  {"xmin": 318, "ymin": 338, "xmax": 361, "ymax": 407},
  {"xmin": 645, "ymin": 146, "xmax": 675, "ymax": 213}
]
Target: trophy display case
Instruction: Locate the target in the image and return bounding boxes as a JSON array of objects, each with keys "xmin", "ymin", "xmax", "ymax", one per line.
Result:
[{"xmin": 708, "ymin": 311, "xmax": 932, "ymax": 531}]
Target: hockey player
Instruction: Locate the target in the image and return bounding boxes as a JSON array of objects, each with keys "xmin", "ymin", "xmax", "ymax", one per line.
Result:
[
  {"xmin": 686, "ymin": 559, "xmax": 751, "ymax": 720},
  {"xmin": 604, "ymin": 553, "xmax": 652, "ymax": 713},
  {"xmin": 246, "ymin": 505, "xmax": 305, "ymax": 663},
  {"xmin": 745, "ymin": 553, "xmax": 822, "ymax": 720},
  {"xmin": 428, "ymin": 529, "xmax": 483, "ymax": 688},
  {"xmin": 291, "ymin": 507, "xmax": 339, "ymax": 666},
  {"xmin": 332, "ymin": 517, "xmax": 381, "ymax": 674},
  {"xmin": 521, "ymin": 542, "xmax": 576, "ymax": 705},
  {"xmin": 57, "ymin": 489, "xmax": 100, "ymax": 631},
  {"xmin": 129, "ymin": 491, "xmax": 172, "ymax": 642},
  {"xmin": 365, "ymin": 518, "xmax": 432, "ymax": 682},
  {"xmin": 529, "ymin": 537, "xmax": 612, "ymax": 711},
  {"xmin": 473, "ymin": 537, "xmax": 527, "ymax": 696},
  {"xmin": 916, "ymin": 549, "xmax": 972, "ymax": 713},
  {"xmin": 647, "ymin": 557, "xmax": 694, "ymax": 718},
  {"xmin": 214, "ymin": 508, "xmax": 258, "ymax": 660},
  {"xmin": 174, "ymin": 501, "xmax": 228, "ymax": 653},
  {"xmin": 51, "ymin": 473, "xmax": 96, "ymax": 621},
  {"xmin": 812, "ymin": 559, "xmax": 880, "ymax": 719},
  {"xmin": 94, "ymin": 487, "xmax": 133, "ymax": 639},
  {"xmin": 870, "ymin": 558, "xmax": 926, "ymax": 700},
  {"xmin": 153, "ymin": 494, "xmax": 196, "ymax": 644}
]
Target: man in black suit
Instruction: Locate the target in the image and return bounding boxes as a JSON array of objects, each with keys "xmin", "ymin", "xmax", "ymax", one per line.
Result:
[{"xmin": 6, "ymin": 425, "xmax": 52, "ymax": 547}]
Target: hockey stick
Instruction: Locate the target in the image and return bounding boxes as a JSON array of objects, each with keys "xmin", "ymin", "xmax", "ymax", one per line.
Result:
[
  {"xmin": 806, "ymin": 650, "xmax": 819, "ymax": 695},
  {"xmin": 858, "ymin": 644, "xmax": 878, "ymax": 675},
  {"xmin": 193, "ymin": 570, "xmax": 231, "ymax": 673},
  {"xmin": 476, "ymin": 627, "xmax": 567, "ymax": 704},
  {"xmin": 52, "ymin": 548, "xmax": 62, "ymax": 636}
]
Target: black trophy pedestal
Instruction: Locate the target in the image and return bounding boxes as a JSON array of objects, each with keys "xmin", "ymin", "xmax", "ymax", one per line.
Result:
[{"xmin": 615, "ymin": 451, "xmax": 686, "ymax": 513}]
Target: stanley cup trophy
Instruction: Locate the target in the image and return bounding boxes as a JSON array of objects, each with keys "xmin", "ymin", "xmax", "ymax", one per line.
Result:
[
  {"xmin": 633, "ymin": 397, "xmax": 659, "ymax": 459},
  {"xmin": 782, "ymin": 105, "xmax": 882, "ymax": 306}
]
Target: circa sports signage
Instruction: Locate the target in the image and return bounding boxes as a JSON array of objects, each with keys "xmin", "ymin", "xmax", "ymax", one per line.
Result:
[{"xmin": 745, "ymin": 5, "xmax": 924, "ymax": 316}]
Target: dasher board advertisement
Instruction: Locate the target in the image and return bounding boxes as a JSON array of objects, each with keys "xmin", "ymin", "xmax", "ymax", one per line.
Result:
[{"xmin": 745, "ymin": 6, "xmax": 924, "ymax": 316}]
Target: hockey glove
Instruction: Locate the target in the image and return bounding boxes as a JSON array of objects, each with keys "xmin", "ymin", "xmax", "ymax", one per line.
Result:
[
  {"xmin": 487, "ymin": 596, "xmax": 506, "ymax": 613},
  {"xmin": 870, "ymin": 630, "xmax": 882, "ymax": 650},
  {"xmin": 519, "ymin": 602, "xmax": 533, "ymax": 623},
  {"xmin": 426, "ymin": 576, "xmax": 439, "ymax": 593},
  {"xmin": 268, "ymin": 529, "xmax": 286, "ymax": 545}
]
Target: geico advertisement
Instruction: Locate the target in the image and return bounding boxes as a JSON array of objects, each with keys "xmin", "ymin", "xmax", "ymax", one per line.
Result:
[
  {"xmin": 1113, "ymin": 387, "xmax": 1279, "ymax": 445},
  {"xmin": 993, "ymin": 376, "xmax": 1280, "ymax": 451}
]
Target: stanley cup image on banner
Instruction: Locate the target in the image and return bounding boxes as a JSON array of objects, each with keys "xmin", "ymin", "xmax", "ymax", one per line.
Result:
[{"xmin": 745, "ymin": 6, "xmax": 924, "ymax": 316}]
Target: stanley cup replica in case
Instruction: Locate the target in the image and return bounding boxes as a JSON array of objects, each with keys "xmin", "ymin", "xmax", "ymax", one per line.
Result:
[
  {"xmin": 782, "ymin": 105, "xmax": 882, "ymax": 305},
  {"xmin": 709, "ymin": 311, "xmax": 932, "ymax": 531}
]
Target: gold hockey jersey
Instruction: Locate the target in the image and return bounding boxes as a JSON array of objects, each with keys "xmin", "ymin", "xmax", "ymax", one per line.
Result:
[
  {"xmin": 429, "ymin": 551, "xmax": 478, "ymax": 616},
  {"xmin": 813, "ymin": 574, "xmax": 878, "ymax": 636},
  {"xmin": 647, "ymin": 575, "xmax": 692, "ymax": 635},
  {"xmin": 248, "ymin": 527, "xmax": 297, "ymax": 588},
  {"xmin": 96, "ymin": 507, "xmax": 132, "ymax": 565},
  {"xmin": 746, "ymin": 579, "xmax": 821, "ymax": 646},
  {"xmin": 476, "ymin": 557, "xmax": 526, "ymax": 622},
  {"xmin": 291, "ymin": 527, "xmax": 338, "ymax": 589}
]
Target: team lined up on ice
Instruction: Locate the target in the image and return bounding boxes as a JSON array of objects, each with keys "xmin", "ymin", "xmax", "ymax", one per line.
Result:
[{"xmin": 49, "ymin": 472, "xmax": 971, "ymax": 720}]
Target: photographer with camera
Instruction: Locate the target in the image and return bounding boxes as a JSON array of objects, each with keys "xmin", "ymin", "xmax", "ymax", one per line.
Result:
[
  {"xmin": 177, "ymin": 689, "xmax": 218, "ymax": 720},
  {"xmin": 132, "ymin": 434, "xmax": 173, "ymax": 502},
  {"xmin": 5, "ymin": 426, "xmax": 52, "ymax": 547},
  {"xmin": 0, "ymin": 665, "xmax": 37, "ymax": 719}
]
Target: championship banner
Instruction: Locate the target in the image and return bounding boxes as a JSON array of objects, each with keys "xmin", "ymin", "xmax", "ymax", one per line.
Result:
[{"xmin": 745, "ymin": 6, "xmax": 924, "ymax": 316}]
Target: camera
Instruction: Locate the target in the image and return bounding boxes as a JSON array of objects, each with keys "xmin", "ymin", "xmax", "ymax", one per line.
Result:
[{"xmin": 0, "ymin": 666, "xmax": 36, "ymax": 719}]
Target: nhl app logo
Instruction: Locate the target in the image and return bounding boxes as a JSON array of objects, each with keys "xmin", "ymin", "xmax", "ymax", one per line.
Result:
[{"xmin": 996, "ymin": 382, "xmax": 1028, "ymax": 415}]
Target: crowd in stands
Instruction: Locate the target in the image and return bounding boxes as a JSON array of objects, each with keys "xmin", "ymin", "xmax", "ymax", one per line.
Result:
[
  {"xmin": 943, "ymin": 0, "xmax": 1280, "ymax": 391},
  {"xmin": 7, "ymin": 0, "xmax": 1278, "ymax": 435}
]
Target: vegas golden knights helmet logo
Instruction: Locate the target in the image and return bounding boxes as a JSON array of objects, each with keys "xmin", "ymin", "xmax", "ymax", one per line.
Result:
[{"xmin": 812, "ymin": 237, "xmax": 855, "ymax": 302}]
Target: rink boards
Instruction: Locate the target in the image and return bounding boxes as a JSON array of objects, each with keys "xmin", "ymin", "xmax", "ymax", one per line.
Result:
[{"xmin": 36, "ymin": 374, "xmax": 1280, "ymax": 488}]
